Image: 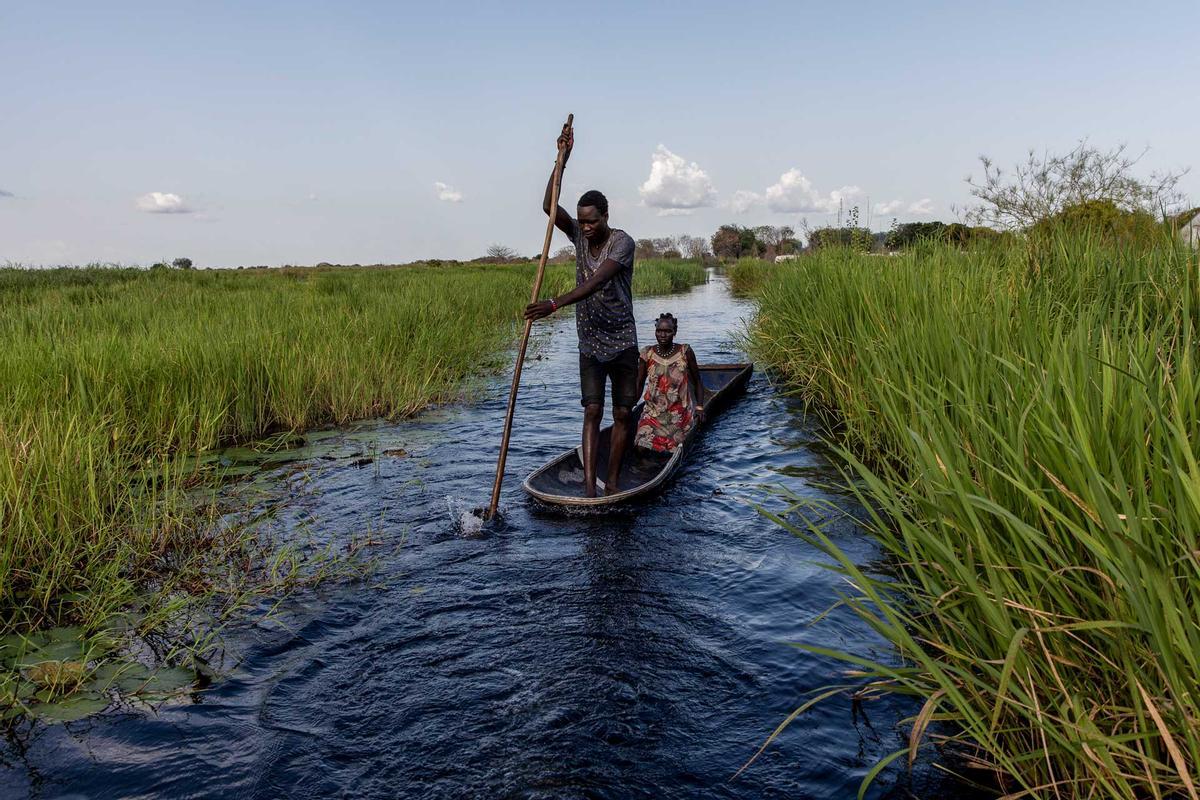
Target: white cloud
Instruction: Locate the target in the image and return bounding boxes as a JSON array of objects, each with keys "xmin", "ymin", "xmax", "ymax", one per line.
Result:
[
  {"xmin": 728, "ymin": 190, "xmax": 762, "ymax": 214},
  {"xmin": 656, "ymin": 208, "xmax": 695, "ymax": 217},
  {"xmin": 135, "ymin": 192, "xmax": 192, "ymax": 214},
  {"xmin": 873, "ymin": 199, "xmax": 905, "ymax": 215},
  {"xmin": 907, "ymin": 198, "xmax": 934, "ymax": 215},
  {"xmin": 434, "ymin": 182, "xmax": 463, "ymax": 203},
  {"xmin": 638, "ymin": 145, "xmax": 717, "ymax": 212},
  {"xmin": 764, "ymin": 169, "xmax": 860, "ymax": 214}
]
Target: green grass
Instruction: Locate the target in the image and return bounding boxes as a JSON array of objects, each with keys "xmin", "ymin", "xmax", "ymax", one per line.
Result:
[
  {"xmin": 727, "ymin": 257, "xmax": 774, "ymax": 296},
  {"xmin": 1, "ymin": 259, "xmax": 704, "ymax": 647},
  {"xmin": 632, "ymin": 258, "xmax": 708, "ymax": 294},
  {"xmin": 745, "ymin": 233, "xmax": 1200, "ymax": 798}
]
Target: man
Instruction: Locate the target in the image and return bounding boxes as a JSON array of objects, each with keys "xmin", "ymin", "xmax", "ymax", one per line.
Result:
[{"xmin": 524, "ymin": 125, "xmax": 637, "ymax": 498}]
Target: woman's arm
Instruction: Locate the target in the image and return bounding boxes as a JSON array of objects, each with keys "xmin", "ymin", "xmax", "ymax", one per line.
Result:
[
  {"xmin": 685, "ymin": 345, "xmax": 706, "ymax": 419},
  {"xmin": 635, "ymin": 351, "xmax": 648, "ymax": 402}
]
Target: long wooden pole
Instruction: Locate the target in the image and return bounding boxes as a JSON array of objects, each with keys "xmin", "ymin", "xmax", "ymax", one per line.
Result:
[{"xmin": 485, "ymin": 113, "xmax": 573, "ymax": 520}]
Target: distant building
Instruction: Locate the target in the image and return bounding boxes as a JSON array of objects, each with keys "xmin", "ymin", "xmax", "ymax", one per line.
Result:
[
  {"xmin": 1180, "ymin": 210, "xmax": 1200, "ymax": 248},
  {"xmin": 774, "ymin": 254, "xmax": 799, "ymax": 263}
]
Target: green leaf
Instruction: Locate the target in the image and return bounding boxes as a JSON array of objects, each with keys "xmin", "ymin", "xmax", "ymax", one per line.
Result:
[{"xmin": 28, "ymin": 694, "xmax": 109, "ymax": 723}]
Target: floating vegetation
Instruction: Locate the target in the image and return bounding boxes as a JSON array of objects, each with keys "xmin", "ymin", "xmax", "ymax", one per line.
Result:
[{"xmin": 1, "ymin": 623, "xmax": 196, "ymax": 724}]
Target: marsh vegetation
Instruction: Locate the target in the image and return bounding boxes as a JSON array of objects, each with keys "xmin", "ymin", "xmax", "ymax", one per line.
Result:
[
  {"xmin": 743, "ymin": 230, "xmax": 1199, "ymax": 797},
  {"xmin": 0, "ymin": 259, "xmax": 706, "ymax": 721}
]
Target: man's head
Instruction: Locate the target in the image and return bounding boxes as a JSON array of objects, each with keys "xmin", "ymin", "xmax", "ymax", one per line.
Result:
[{"xmin": 577, "ymin": 190, "xmax": 609, "ymax": 242}]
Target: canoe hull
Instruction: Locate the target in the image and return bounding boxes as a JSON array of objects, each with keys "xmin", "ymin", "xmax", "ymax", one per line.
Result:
[{"xmin": 521, "ymin": 363, "xmax": 753, "ymax": 509}]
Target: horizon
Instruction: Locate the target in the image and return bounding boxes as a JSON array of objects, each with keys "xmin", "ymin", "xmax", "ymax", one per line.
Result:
[{"xmin": 3, "ymin": 0, "xmax": 1198, "ymax": 268}]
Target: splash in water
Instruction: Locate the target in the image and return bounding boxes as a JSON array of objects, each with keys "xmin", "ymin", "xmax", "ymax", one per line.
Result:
[{"xmin": 446, "ymin": 495, "xmax": 488, "ymax": 536}]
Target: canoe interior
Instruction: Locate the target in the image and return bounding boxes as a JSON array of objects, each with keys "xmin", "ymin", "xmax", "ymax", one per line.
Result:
[{"xmin": 523, "ymin": 364, "xmax": 751, "ymax": 505}]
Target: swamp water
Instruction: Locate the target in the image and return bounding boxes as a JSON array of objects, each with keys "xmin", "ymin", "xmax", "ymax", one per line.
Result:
[{"xmin": 2, "ymin": 273, "xmax": 968, "ymax": 799}]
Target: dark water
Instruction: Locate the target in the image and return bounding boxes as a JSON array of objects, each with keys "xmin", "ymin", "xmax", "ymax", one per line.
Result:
[{"xmin": 2, "ymin": 273, "xmax": 964, "ymax": 799}]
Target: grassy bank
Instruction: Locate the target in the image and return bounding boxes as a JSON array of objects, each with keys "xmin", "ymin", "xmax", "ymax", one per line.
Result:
[
  {"xmin": 635, "ymin": 258, "xmax": 708, "ymax": 294},
  {"xmin": 746, "ymin": 235, "xmax": 1199, "ymax": 797},
  {"xmin": 1, "ymin": 259, "xmax": 704, "ymax": 660},
  {"xmin": 727, "ymin": 257, "xmax": 773, "ymax": 296}
]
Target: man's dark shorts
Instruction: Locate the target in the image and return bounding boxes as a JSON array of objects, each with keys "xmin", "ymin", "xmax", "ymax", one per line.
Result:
[{"xmin": 579, "ymin": 346, "xmax": 640, "ymax": 409}]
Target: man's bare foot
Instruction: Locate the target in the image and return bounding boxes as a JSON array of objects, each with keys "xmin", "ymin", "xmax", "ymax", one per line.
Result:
[{"xmin": 604, "ymin": 477, "xmax": 620, "ymax": 496}]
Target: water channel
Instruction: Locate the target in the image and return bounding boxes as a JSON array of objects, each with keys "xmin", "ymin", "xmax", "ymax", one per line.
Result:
[{"xmin": 2, "ymin": 272, "xmax": 964, "ymax": 799}]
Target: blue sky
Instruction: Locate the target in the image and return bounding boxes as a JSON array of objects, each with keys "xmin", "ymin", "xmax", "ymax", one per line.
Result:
[{"xmin": 2, "ymin": 1, "xmax": 1197, "ymax": 266}]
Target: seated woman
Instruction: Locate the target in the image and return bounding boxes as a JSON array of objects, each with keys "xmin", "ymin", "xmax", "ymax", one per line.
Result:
[{"xmin": 634, "ymin": 313, "xmax": 706, "ymax": 453}]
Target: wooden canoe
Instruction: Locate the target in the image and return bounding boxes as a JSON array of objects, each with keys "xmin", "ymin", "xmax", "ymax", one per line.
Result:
[{"xmin": 521, "ymin": 362, "xmax": 753, "ymax": 509}]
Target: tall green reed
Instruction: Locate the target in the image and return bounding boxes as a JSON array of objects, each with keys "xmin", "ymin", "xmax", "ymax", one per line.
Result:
[
  {"xmin": 747, "ymin": 232, "xmax": 1200, "ymax": 798},
  {"xmin": 1, "ymin": 260, "xmax": 702, "ymax": 639}
]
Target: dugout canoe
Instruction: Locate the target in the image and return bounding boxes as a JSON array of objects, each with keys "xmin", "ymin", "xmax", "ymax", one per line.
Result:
[{"xmin": 522, "ymin": 362, "xmax": 753, "ymax": 508}]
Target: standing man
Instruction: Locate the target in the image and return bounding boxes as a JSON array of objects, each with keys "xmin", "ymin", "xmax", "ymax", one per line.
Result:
[{"xmin": 524, "ymin": 124, "xmax": 637, "ymax": 498}]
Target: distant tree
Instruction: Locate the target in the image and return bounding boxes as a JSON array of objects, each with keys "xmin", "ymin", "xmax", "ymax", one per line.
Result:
[
  {"xmin": 635, "ymin": 238, "xmax": 660, "ymax": 259},
  {"xmin": 884, "ymin": 220, "xmax": 1005, "ymax": 250},
  {"xmin": 966, "ymin": 140, "xmax": 1188, "ymax": 229},
  {"xmin": 651, "ymin": 236, "xmax": 678, "ymax": 255},
  {"xmin": 776, "ymin": 226, "xmax": 798, "ymax": 254},
  {"xmin": 711, "ymin": 225, "xmax": 744, "ymax": 259},
  {"xmin": 808, "ymin": 210, "xmax": 873, "ymax": 253},
  {"xmin": 753, "ymin": 226, "xmax": 782, "ymax": 249},
  {"xmin": 150, "ymin": 261, "xmax": 170, "ymax": 270},
  {"xmin": 662, "ymin": 249, "xmax": 682, "ymax": 259},
  {"xmin": 550, "ymin": 246, "xmax": 575, "ymax": 263},
  {"xmin": 486, "ymin": 244, "xmax": 519, "ymax": 261},
  {"xmin": 172, "ymin": 257, "xmax": 194, "ymax": 270},
  {"xmin": 808, "ymin": 226, "xmax": 872, "ymax": 252},
  {"xmin": 1030, "ymin": 199, "xmax": 1159, "ymax": 242},
  {"xmin": 885, "ymin": 221, "xmax": 948, "ymax": 250},
  {"xmin": 737, "ymin": 227, "xmax": 759, "ymax": 257},
  {"xmin": 677, "ymin": 235, "xmax": 710, "ymax": 260}
]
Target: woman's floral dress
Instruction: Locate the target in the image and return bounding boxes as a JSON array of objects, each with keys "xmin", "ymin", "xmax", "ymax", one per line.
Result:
[{"xmin": 635, "ymin": 344, "xmax": 698, "ymax": 452}]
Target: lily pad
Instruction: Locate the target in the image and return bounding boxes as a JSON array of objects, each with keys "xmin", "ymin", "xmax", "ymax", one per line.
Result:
[
  {"xmin": 89, "ymin": 660, "xmax": 149, "ymax": 690},
  {"xmin": 214, "ymin": 464, "xmax": 259, "ymax": 478},
  {"xmin": 300, "ymin": 429, "xmax": 343, "ymax": 444},
  {"xmin": 218, "ymin": 447, "xmax": 265, "ymax": 466},
  {"xmin": 15, "ymin": 638, "xmax": 88, "ymax": 666},
  {"xmin": 126, "ymin": 666, "xmax": 195, "ymax": 695},
  {"xmin": 24, "ymin": 660, "xmax": 87, "ymax": 691},
  {"xmin": 99, "ymin": 662, "xmax": 194, "ymax": 696},
  {"xmin": 1, "ymin": 676, "xmax": 37, "ymax": 703},
  {"xmin": 27, "ymin": 694, "xmax": 109, "ymax": 723},
  {"xmin": 101, "ymin": 611, "xmax": 145, "ymax": 635}
]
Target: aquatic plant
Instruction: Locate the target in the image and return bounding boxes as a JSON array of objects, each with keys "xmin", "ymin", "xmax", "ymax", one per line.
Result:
[{"xmin": 746, "ymin": 230, "xmax": 1200, "ymax": 797}]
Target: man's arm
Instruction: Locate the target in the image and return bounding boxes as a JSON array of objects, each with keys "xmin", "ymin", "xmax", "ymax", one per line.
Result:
[
  {"xmin": 543, "ymin": 124, "xmax": 575, "ymax": 238},
  {"xmin": 524, "ymin": 257, "xmax": 622, "ymax": 320}
]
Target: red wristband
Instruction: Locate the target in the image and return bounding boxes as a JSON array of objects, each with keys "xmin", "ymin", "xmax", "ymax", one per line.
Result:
[{"xmin": 549, "ymin": 298, "xmax": 558, "ymax": 312}]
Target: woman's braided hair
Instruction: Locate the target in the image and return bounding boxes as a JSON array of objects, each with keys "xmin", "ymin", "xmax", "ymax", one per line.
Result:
[{"xmin": 657, "ymin": 312, "xmax": 678, "ymax": 331}]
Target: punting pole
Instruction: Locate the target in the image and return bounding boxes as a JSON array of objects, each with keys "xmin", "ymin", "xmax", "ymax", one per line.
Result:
[{"xmin": 485, "ymin": 113, "xmax": 573, "ymax": 521}]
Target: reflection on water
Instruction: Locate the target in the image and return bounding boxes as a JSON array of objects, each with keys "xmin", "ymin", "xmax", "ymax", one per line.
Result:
[{"xmin": 1, "ymin": 272, "xmax": 965, "ymax": 799}]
